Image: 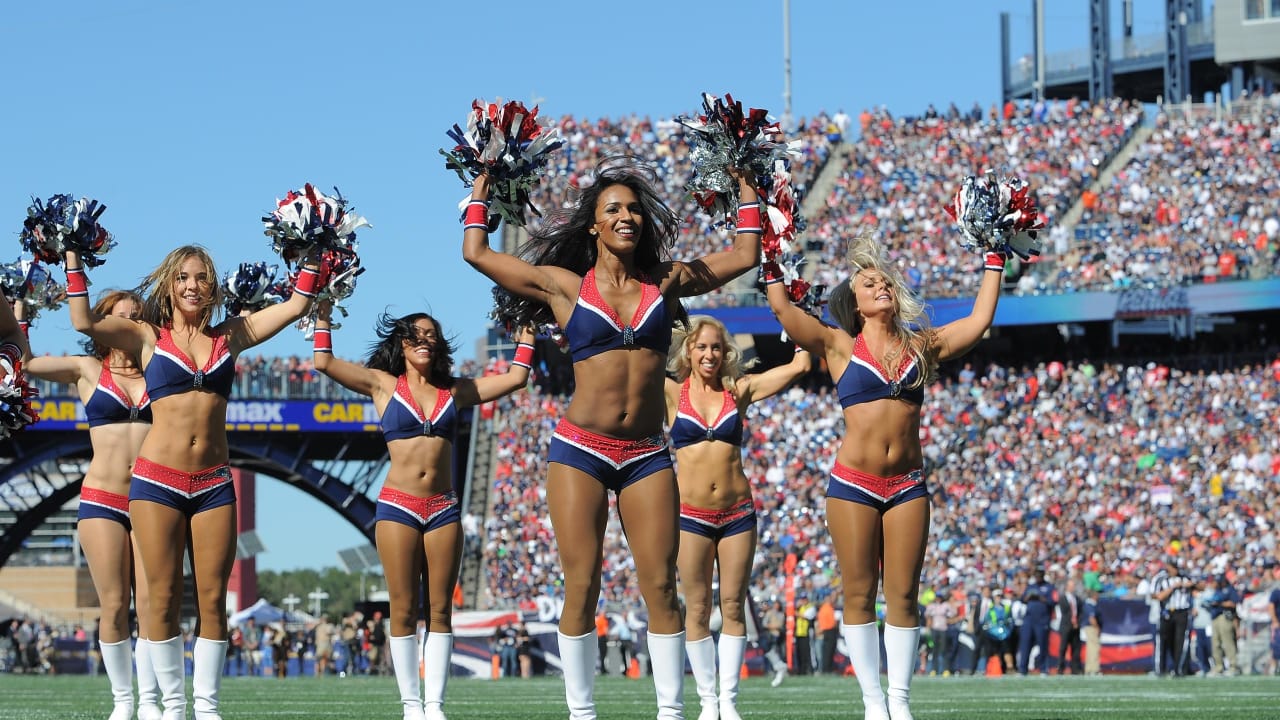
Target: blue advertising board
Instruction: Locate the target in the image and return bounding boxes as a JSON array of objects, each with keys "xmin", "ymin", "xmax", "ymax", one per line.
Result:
[{"xmin": 27, "ymin": 398, "xmax": 382, "ymax": 433}]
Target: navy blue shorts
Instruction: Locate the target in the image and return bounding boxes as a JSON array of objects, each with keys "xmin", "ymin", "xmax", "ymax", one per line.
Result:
[
  {"xmin": 374, "ymin": 487, "xmax": 460, "ymax": 532},
  {"xmin": 77, "ymin": 487, "xmax": 131, "ymax": 530},
  {"xmin": 826, "ymin": 463, "xmax": 927, "ymax": 512},
  {"xmin": 679, "ymin": 498, "xmax": 756, "ymax": 541},
  {"xmin": 548, "ymin": 419, "xmax": 672, "ymax": 493},
  {"xmin": 129, "ymin": 457, "xmax": 236, "ymax": 516}
]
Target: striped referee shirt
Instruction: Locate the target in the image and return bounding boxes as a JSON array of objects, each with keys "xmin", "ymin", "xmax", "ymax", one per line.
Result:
[{"xmin": 1152, "ymin": 571, "xmax": 1193, "ymax": 612}]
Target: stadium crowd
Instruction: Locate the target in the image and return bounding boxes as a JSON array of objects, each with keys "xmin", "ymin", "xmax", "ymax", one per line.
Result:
[
  {"xmin": 804, "ymin": 97, "xmax": 1145, "ymax": 298},
  {"xmin": 523, "ymin": 111, "xmax": 841, "ymax": 306},
  {"xmin": 520, "ymin": 94, "xmax": 1279, "ymax": 304},
  {"xmin": 480, "ymin": 356, "xmax": 1280, "ymax": 624},
  {"xmin": 1067, "ymin": 95, "xmax": 1280, "ymax": 291}
]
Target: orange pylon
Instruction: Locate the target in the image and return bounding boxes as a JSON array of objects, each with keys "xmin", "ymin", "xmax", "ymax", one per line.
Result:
[{"xmin": 985, "ymin": 656, "xmax": 1003, "ymax": 677}]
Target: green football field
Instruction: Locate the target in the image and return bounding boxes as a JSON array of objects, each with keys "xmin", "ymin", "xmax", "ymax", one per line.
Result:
[{"xmin": 1, "ymin": 673, "xmax": 1278, "ymax": 719}]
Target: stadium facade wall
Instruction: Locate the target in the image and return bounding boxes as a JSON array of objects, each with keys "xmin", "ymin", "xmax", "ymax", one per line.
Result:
[
  {"xmin": 1214, "ymin": 0, "xmax": 1280, "ymax": 64},
  {"xmin": 699, "ymin": 279, "xmax": 1280, "ymax": 336}
]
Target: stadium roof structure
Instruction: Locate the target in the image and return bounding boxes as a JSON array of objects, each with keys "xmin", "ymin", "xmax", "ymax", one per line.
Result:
[{"xmin": 1001, "ymin": 0, "xmax": 1278, "ymax": 104}]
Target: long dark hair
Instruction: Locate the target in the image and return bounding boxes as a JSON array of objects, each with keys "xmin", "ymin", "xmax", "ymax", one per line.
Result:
[
  {"xmin": 493, "ymin": 156, "xmax": 681, "ymax": 330},
  {"xmin": 365, "ymin": 311, "xmax": 455, "ymax": 387}
]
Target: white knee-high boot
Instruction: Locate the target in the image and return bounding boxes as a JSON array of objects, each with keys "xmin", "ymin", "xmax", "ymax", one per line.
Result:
[
  {"xmin": 135, "ymin": 638, "xmax": 163, "ymax": 720},
  {"xmin": 100, "ymin": 639, "xmax": 135, "ymax": 720},
  {"xmin": 192, "ymin": 638, "xmax": 227, "ymax": 720},
  {"xmin": 422, "ymin": 633, "xmax": 452, "ymax": 720},
  {"xmin": 149, "ymin": 637, "xmax": 187, "ymax": 720},
  {"xmin": 648, "ymin": 631, "xmax": 686, "ymax": 720},
  {"xmin": 717, "ymin": 634, "xmax": 746, "ymax": 720},
  {"xmin": 685, "ymin": 636, "xmax": 718, "ymax": 720},
  {"xmin": 883, "ymin": 625, "xmax": 919, "ymax": 720},
  {"xmin": 842, "ymin": 622, "xmax": 887, "ymax": 720},
  {"xmin": 389, "ymin": 635, "xmax": 425, "ymax": 720},
  {"xmin": 557, "ymin": 631, "xmax": 597, "ymax": 720}
]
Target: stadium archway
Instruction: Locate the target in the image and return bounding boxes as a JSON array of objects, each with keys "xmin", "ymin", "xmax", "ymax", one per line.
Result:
[{"xmin": 0, "ymin": 430, "xmax": 388, "ymax": 569}]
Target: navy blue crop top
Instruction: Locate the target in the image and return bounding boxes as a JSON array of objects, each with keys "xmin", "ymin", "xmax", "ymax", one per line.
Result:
[
  {"xmin": 85, "ymin": 365, "xmax": 152, "ymax": 428},
  {"xmin": 144, "ymin": 327, "xmax": 235, "ymax": 402},
  {"xmin": 836, "ymin": 335, "xmax": 924, "ymax": 407},
  {"xmin": 380, "ymin": 375, "xmax": 457, "ymax": 442},
  {"xmin": 670, "ymin": 379, "xmax": 743, "ymax": 449},
  {"xmin": 565, "ymin": 268, "xmax": 671, "ymax": 363}
]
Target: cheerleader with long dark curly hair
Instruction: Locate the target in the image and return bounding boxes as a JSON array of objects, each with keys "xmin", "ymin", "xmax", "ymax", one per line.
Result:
[
  {"xmin": 463, "ymin": 157, "xmax": 760, "ymax": 720},
  {"xmin": 311, "ymin": 303, "xmax": 532, "ymax": 720}
]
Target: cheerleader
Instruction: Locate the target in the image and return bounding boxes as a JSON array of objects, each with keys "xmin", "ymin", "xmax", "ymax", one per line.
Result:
[
  {"xmin": 312, "ymin": 303, "xmax": 533, "ymax": 720},
  {"xmin": 664, "ymin": 316, "xmax": 809, "ymax": 720},
  {"xmin": 463, "ymin": 159, "xmax": 760, "ymax": 719},
  {"xmin": 67, "ymin": 246, "xmax": 320, "ymax": 720}
]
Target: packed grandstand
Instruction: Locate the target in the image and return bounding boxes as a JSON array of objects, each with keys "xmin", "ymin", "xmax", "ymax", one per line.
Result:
[{"xmin": 9, "ymin": 94, "xmax": 1280, "ymax": 672}]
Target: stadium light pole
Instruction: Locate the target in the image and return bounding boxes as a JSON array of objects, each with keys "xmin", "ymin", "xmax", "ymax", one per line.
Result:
[
  {"xmin": 1033, "ymin": 0, "xmax": 1046, "ymax": 101},
  {"xmin": 782, "ymin": 0, "xmax": 792, "ymax": 130},
  {"xmin": 308, "ymin": 586, "xmax": 329, "ymax": 616}
]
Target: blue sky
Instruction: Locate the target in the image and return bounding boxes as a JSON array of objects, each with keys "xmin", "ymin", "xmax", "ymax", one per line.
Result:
[{"xmin": 2, "ymin": 1, "xmax": 1170, "ymax": 571}]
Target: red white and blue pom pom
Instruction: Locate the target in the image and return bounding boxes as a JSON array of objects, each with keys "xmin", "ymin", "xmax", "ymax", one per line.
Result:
[
  {"xmin": 758, "ymin": 157, "xmax": 808, "ymax": 307},
  {"xmin": 0, "ymin": 258, "xmax": 66, "ymax": 324},
  {"xmin": 293, "ymin": 249, "xmax": 364, "ymax": 338},
  {"xmin": 944, "ymin": 171, "xmax": 1045, "ymax": 261},
  {"xmin": 442, "ymin": 100, "xmax": 564, "ymax": 229},
  {"xmin": 20, "ymin": 195, "xmax": 115, "ymax": 267},
  {"xmin": 222, "ymin": 262, "xmax": 285, "ymax": 316},
  {"xmin": 680, "ymin": 93, "xmax": 814, "ymax": 312},
  {"xmin": 0, "ymin": 259, "xmax": 29, "ymax": 303},
  {"xmin": 263, "ymin": 184, "xmax": 370, "ymax": 265},
  {"xmin": 0, "ymin": 350, "xmax": 39, "ymax": 438},
  {"xmin": 680, "ymin": 93, "xmax": 800, "ymax": 219}
]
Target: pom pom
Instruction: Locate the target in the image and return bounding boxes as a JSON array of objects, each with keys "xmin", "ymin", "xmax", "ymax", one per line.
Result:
[
  {"xmin": 0, "ymin": 347, "xmax": 40, "ymax": 438},
  {"xmin": 0, "ymin": 258, "xmax": 66, "ymax": 325},
  {"xmin": 944, "ymin": 171, "xmax": 1045, "ymax": 261},
  {"xmin": 679, "ymin": 93, "xmax": 800, "ymax": 221},
  {"xmin": 441, "ymin": 99, "xmax": 564, "ymax": 229},
  {"xmin": 680, "ymin": 94, "xmax": 812, "ymax": 312},
  {"xmin": 759, "ymin": 254, "xmax": 826, "ymax": 317},
  {"xmin": 222, "ymin": 262, "xmax": 285, "ymax": 316},
  {"xmin": 20, "ymin": 195, "xmax": 115, "ymax": 267},
  {"xmin": 291, "ymin": 249, "xmax": 364, "ymax": 339},
  {"xmin": 539, "ymin": 322, "xmax": 568, "ymax": 353},
  {"xmin": 263, "ymin": 184, "xmax": 370, "ymax": 265}
]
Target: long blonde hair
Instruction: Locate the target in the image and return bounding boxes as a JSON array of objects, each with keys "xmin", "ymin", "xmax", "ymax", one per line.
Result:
[
  {"xmin": 138, "ymin": 245, "xmax": 223, "ymax": 331},
  {"xmin": 828, "ymin": 236, "xmax": 937, "ymax": 388},
  {"xmin": 667, "ymin": 315, "xmax": 755, "ymax": 391}
]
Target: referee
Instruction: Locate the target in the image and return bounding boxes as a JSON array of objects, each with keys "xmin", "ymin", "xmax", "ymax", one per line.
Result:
[{"xmin": 1152, "ymin": 558, "xmax": 1194, "ymax": 676}]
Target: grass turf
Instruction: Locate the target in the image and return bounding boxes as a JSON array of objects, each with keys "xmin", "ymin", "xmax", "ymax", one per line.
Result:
[{"xmin": 1, "ymin": 673, "xmax": 1277, "ymax": 719}]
